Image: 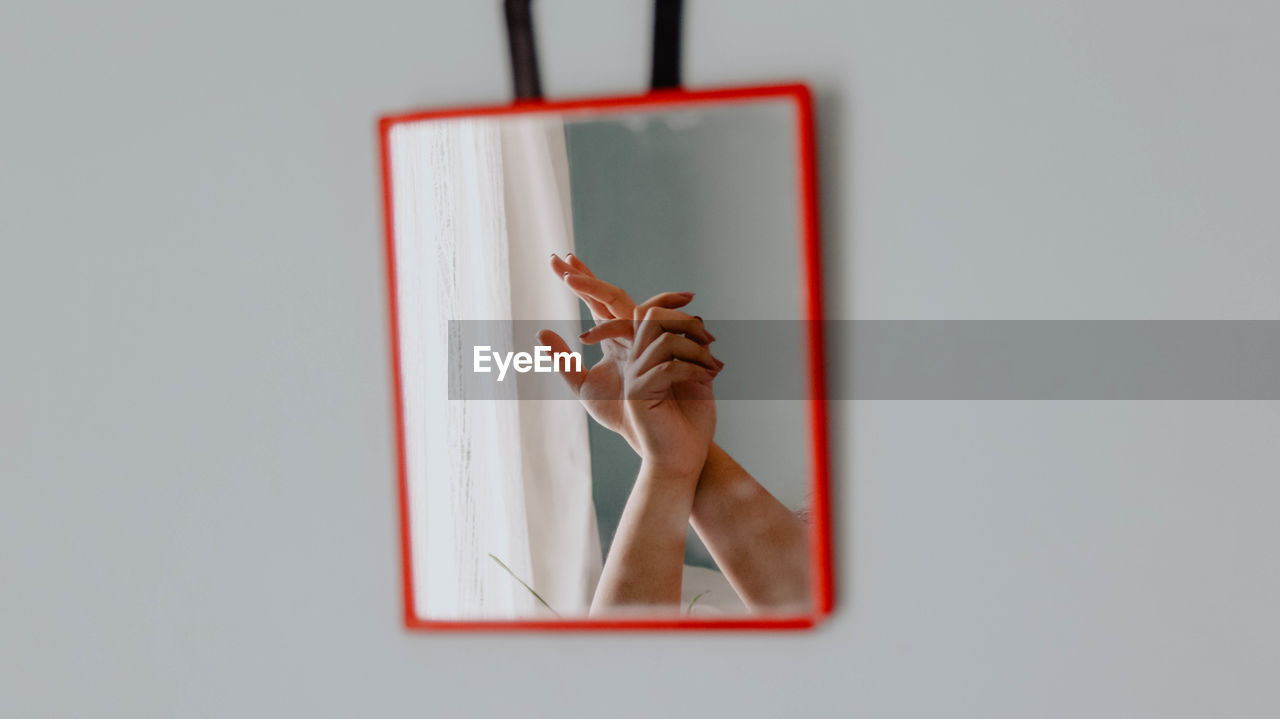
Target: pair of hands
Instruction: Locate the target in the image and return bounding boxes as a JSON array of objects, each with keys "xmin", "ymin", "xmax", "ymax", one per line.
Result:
[{"xmin": 538, "ymin": 254, "xmax": 722, "ymax": 478}]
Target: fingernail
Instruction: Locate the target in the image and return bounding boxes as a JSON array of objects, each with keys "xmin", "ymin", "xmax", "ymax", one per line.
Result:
[
  {"xmin": 566, "ymin": 252, "xmax": 575, "ymax": 259},
  {"xmin": 562, "ymin": 272, "xmax": 571, "ymax": 281},
  {"xmin": 680, "ymin": 291, "xmax": 695, "ymax": 297},
  {"xmin": 578, "ymin": 330, "xmax": 591, "ymax": 340}
]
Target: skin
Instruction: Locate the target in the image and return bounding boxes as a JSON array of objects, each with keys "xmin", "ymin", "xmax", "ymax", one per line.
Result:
[
  {"xmin": 585, "ymin": 307, "xmax": 717, "ymax": 612},
  {"xmin": 539, "ymin": 253, "xmax": 812, "ymax": 614}
]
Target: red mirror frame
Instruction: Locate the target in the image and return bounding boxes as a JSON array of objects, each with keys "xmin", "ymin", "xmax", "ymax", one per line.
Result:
[{"xmin": 378, "ymin": 83, "xmax": 832, "ymax": 630}]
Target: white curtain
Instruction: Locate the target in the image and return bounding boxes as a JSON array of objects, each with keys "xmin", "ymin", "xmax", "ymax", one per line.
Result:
[{"xmin": 388, "ymin": 116, "xmax": 601, "ymax": 620}]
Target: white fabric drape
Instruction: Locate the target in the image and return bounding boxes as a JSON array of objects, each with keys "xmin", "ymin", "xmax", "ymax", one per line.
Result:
[
  {"xmin": 500, "ymin": 119, "xmax": 603, "ymax": 614},
  {"xmin": 388, "ymin": 116, "xmax": 601, "ymax": 620}
]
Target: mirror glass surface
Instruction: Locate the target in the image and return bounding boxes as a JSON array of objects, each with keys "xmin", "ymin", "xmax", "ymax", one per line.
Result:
[{"xmin": 384, "ymin": 92, "xmax": 823, "ymax": 623}]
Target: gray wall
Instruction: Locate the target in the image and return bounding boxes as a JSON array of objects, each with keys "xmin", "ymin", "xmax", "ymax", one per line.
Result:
[{"xmin": 2, "ymin": 1, "xmax": 1278, "ymax": 717}]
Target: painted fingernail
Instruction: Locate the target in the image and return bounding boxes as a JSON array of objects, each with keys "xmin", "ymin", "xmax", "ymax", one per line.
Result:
[
  {"xmin": 578, "ymin": 330, "xmax": 591, "ymax": 340},
  {"xmin": 680, "ymin": 292, "xmax": 695, "ymax": 297}
]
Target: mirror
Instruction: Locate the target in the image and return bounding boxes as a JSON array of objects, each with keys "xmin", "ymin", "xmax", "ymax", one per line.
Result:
[{"xmin": 381, "ymin": 85, "xmax": 830, "ymax": 628}]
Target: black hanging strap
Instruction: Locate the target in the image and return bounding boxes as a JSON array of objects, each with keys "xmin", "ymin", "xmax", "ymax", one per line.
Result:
[
  {"xmin": 504, "ymin": 0, "xmax": 543, "ymax": 100},
  {"xmin": 650, "ymin": 0, "xmax": 684, "ymax": 90},
  {"xmin": 503, "ymin": 0, "xmax": 683, "ymax": 100}
]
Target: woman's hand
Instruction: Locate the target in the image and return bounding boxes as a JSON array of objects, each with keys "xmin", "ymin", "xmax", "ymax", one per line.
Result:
[
  {"xmin": 537, "ymin": 253, "xmax": 715, "ymax": 456},
  {"xmin": 541, "ymin": 254, "xmax": 808, "ymax": 614},
  {"xmin": 583, "ymin": 306, "xmax": 722, "ymax": 477}
]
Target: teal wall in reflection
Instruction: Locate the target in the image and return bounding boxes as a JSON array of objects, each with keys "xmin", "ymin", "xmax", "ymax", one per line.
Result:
[{"xmin": 564, "ymin": 101, "xmax": 811, "ymax": 568}]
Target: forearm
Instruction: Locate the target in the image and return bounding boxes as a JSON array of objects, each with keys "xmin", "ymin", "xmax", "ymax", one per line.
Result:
[
  {"xmin": 590, "ymin": 462, "xmax": 699, "ymax": 614},
  {"xmin": 689, "ymin": 443, "xmax": 812, "ymax": 612}
]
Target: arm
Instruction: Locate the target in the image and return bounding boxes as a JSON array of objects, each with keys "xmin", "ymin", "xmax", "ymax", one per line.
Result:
[
  {"xmin": 690, "ymin": 443, "xmax": 811, "ymax": 612},
  {"xmin": 594, "ymin": 446, "xmax": 811, "ymax": 614},
  {"xmin": 544, "ymin": 254, "xmax": 810, "ymax": 612},
  {"xmin": 590, "ymin": 462, "xmax": 700, "ymax": 612},
  {"xmin": 587, "ymin": 307, "xmax": 719, "ymax": 616}
]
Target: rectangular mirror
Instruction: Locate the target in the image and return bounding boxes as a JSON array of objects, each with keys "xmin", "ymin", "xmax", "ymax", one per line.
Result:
[{"xmin": 380, "ymin": 85, "xmax": 831, "ymax": 629}]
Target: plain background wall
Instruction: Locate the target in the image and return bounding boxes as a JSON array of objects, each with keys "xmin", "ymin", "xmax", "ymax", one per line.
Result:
[{"xmin": 1, "ymin": 1, "xmax": 1277, "ymax": 717}]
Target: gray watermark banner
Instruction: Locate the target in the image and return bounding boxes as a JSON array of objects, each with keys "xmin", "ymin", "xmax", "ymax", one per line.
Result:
[{"xmin": 446, "ymin": 320, "xmax": 1280, "ymax": 400}]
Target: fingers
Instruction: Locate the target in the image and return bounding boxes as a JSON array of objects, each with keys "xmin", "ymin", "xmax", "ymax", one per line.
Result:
[
  {"xmin": 549, "ymin": 254, "xmax": 611, "ymax": 319},
  {"xmin": 578, "ymin": 318, "xmax": 634, "ymax": 344},
  {"xmin": 564, "ymin": 252, "xmax": 595, "ymax": 278},
  {"xmin": 550, "ymin": 251, "xmax": 597, "ymax": 279},
  {"xmin": 536, "ymin": 329, "xmax": 587, "ymax": 394},
  {"xmin": 581, "ymin": 307, "xmax": 714, "ymax": 346},
  {"xmin": 633, "ymin": 306, "xmax": 718, "ymax": 351},
  {"xmin": 631, "ymin": 331, "xmax": 723, "ymax": 377},
  {"xmin": 634, "ymin": 291, "xmax": 696, "ymax": 314},
  {"xmin": 628, "ymin": 359, "xmax": 714, "ymax": 398},
  {"xmin": 549, "ymin": 253, "xmax": 576, "ymax": 279},
  {"xmin": 550, "ymin": 255, "xmax": 692, "ymax": 328},
  {"xmin": 562, "ymin": 272, "xmax": 635, "ymax": 318}
]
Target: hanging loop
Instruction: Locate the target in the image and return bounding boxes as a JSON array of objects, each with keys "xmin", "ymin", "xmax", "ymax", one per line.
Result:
[
  {"xmin": 650, "ymin": 0, "xmax": 684, "ymax": 90},
  {"xmin": 504, "ymin": 0, "xmax": 543, "ymax": 101},
  {"xmin": 503, "ymin": 0, "xmax": 683, "ymax": 100}
]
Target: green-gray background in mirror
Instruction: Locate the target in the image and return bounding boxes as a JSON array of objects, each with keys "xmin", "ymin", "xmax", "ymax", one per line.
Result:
[{"xmin": 563, "ymin": 100, "xmax": 812, "ymax": 568}]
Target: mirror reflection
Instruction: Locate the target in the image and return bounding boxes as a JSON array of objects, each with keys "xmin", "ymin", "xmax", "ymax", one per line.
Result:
[{"xmin": 386, "ymin": 96, "xmax": 819, "ymax": 621}]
